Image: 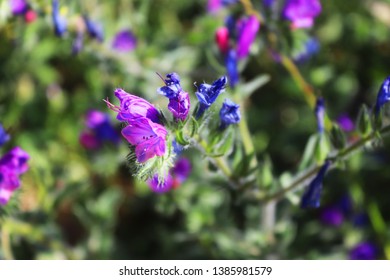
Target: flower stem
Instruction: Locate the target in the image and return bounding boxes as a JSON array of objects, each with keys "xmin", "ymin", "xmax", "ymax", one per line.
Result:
[
  {"xmin": 257, "ymin": 123, "xmax": 390, "ymax": 203},
  {"xmin": 239, "ymin": 0, "xmax": 265, "ymax": 23}
]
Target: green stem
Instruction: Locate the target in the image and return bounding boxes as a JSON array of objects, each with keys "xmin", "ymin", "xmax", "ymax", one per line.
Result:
[{"xmin": 257, "ymin": 124, "xmax": 390, "ymax": 202}]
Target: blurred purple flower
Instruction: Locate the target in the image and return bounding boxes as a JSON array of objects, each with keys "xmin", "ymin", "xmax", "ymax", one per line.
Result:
[
  {"xmin": 148, "ymin": 157, "xmax": 191, "ymax": 193},
  {"xmin": 195, "ymin": 76, "xmax": 228, "ymax": 118},
  {"xmin": 283, "ymin": 0, "xmax": 322, "ymax": 29},
  {"xmin": 237, "ymin": 15, "xmax": 260, "ymax": 59},
  {"xmin": 72, "ymin": 31, "xmax": 84, "ymax": 55},
  {"xmin": 83, "ymin": 16, "xmax": 104, "ymax": 42},
  {"xmin": 349, "ymin": 242, "xmax": 377, "ymax": 260},
  {"xmin": 112, "ymin": 30, "xmax": 137, "ymax": 52},
  {"xmin": 79, "ymin": 110, "xmax": 120, "ymax": 150},
  {"xmin": 0, "ymin": 124, "xmax": 10, "ymax": 147},
  {"xmin": 10, "ymin": 0, "xmax": 28, "ymax": 15},
  {"xmin": 52, "ymin": 0, "xmax": 67, "ymax": 37},
  {"xmin": 300, "ymin": 160, "xmax": 330, "ymax": 208},
  {"xmin": 375, "ymin": 76, "xmax": 390, "ymax": 115},
  {"xmin": 352, "ymin": 212, "xmax": 369, "ymax": 228},
  {"xmin": 157, "ymin": 73, "xmax": 190, "ymax": 121},
  {"xmin": 320, "ymin": 206, "xmax": 344, "ymax": 226},
  {"xmin": 207, "ymin": 0, "xmax": 237, "ymax": 14},
  {"xmin": 314, "ymin": 97, "xmax": 325, "ymax": 134},
  {"xmin": 337, "ymin": 114, "xmax": 355, "ymax": 132},
  {"xmin": 121, "ymin": 117, "xmax": 167, "ymax": 163},
  {"xmin": 0, "ymin": 147, "xmax": 30, "ymax": 205},
  {"xmin": 105, "ymin": 88, "xmax": 160, "ymax": 123},
  {"xmin": 219, "ymin": 98, "xmax": 241, "ymax": 129},
  {"xmin": 263, "ymin": 0, "xmax": 274, "ymax": 7}
]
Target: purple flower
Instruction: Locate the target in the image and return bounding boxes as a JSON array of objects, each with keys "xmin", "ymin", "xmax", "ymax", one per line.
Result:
[
  {"xmin": 314, "ymin": 97, "xmax": 325, "ymax": 134},
  {"xmin": 195, "ymin": 76, "xmax": 228, "ymax": 118},
  {"xmin": 105, "ymin": 88, "xmax": 160, "ymax": 124},
  {"xmin": 300, "ymin": 160, "xmax": 330, "ymax": 208},
  {"xmin": 237, "ymin": 15, "xmax": 260, "ymax": 59},
  {"xmin": 0, "ymin": 124, "xmax": 10, "ymax": 147},
  {"xmin": 52, "ymin": 0, "xmax": 67, "ymax": 37},
  {"xmin": 219, "ymin": 98, "xmax": 241, "ymax": 129},
  {"xmin": 320, "ymin": 206, "xmax": 344, "ymax": 226},
  {"xmin": 121, "ymin": 117, "xmax": 167, "ymax": 163},
  {"xmin": 148, "ymin": 157, "xmax": 191, "ymax": 193},
  {"xmin": 263, "ymin": 0, "xmax": 274, "ymax": 7},
  {"xmin": 83, "ymin": 16, "xmax": 104, "ymax": 42},
  {"xmin": 283, "ymin": 0, "xmax": 322, "ymax": 29},
  {"xmin": 207, "ymin": 0, "xmax": 237, "ymax": 14},
  {"xmin": 349, "ymin": 242, "xmax": 377, "ymax": 260},
  {"xmin": 225, "ymin": 49, "xmax": 239, "ymax": 88},
  {"xmin": 0, "ymin": 147, "xmax": 30, "ymax": 205},
  {"xmin": 157, "ymin": 73, "xmax": 190, "ymax": 121},
  {"xmin": 375, "ymin": 76, "xmax": 390, "ymax": 115},
  {"xmin": 79, "ymin": 110, "xmax": 120, "ymax": 150},
  {"xmin": 337, "ymin": 114, "xmax": 355, "ymax": 132},
  {"xmin": 10, "ymin": 0, "xmax": 28, "ymax": 15},
  {"xmin": 112, "ymin": 30, "xmax": 137, "ymax": 52}
]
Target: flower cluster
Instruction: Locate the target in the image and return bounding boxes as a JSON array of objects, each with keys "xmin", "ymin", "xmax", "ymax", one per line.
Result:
[
  {"xmin": 9, "ymin": 0, "xmax": 36, "ymax": 23},
  {"xmin": 106, "ymin": 72, "xmax": 240, "ymax": 192},
  {"xmin": 215, "ymin": 16, "xmax": 260, "ymax": 87},
  {"xmin": 79, "ymin": 110, "xmax": 120, "ymax": 150},
  {"xmin": 0, "ymin": 124, "xmax": 30, "ymax": 205}
]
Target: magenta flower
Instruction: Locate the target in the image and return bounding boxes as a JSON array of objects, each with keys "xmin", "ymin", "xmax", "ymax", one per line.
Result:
[
  {"xmin": 121, "ymin": 117, "xmax": 167, "ymax": 163},
  {"xmin": 215, "ymin": 26, "xmax": 229, "ymax": 54},
  {"xmin": 105, "ymin": 88, "xmax": 160, "ymax": 123},
  {"xmin": 283, "ymin": 0, "xmax": 322, "ymax": 29},
  {"xmin": 237, "ymin": 15, "xmax": 260, "ymax": 59},
  {"xmin": 112, "ymin": 30, "xmax": 137, "ymax": 52},
  {"xmin": 148, "ymin": 157, "xmax": 192, "ymax": 193},
  {"xmin": 0, "ymin": 147, "xmax": 30, "ymax": 205},
  {"xmin": 10, "ymin": 0, "xmax": 28, "ymax": 16}
]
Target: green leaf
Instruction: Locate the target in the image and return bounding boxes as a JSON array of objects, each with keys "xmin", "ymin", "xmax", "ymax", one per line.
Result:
[
  {"xmin": 298, "ymin": 134, "xmax": 318, "ymax": 170},
  {"xmin": 357, "ymin": 104, "xmax": 372, "ymax": 137},
  {"xmin": 240, "ymin": 75, "xmax": 271, "ymax": 99},
  {"xmin": 175, "ymin": 130, "xmax": 190, "ymax": 146},
  {"xmin": 330, "ymin": 124, "xmax": 346, "ymax": 150}
]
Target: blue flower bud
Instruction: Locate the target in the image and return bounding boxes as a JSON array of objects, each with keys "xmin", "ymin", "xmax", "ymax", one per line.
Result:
[
  {"xmin": 52, "ymin": 0, "xmax": 67, "ymax": 37},
  {"xmin": 83, "ymin": 16, "xmax": 104, "ymax": 42},
  {"xmin": 225, "ymin": 49, "xmax": 239, "ymax": 88},
  {"xmin": 0, "ymin": 124, "xmax": 10, "ymax": 147},
  {"xmin": 314, "ymin": 97, "xmax": 325, "ymax": 134},
  {"xmin": 374, "ymin": 76, "xmax": 390, "ymax": 115},
  {"xmin": 195, "ymin": 76, "xmax": 228, "ymax": 118},
  {"xmin": 219, "ymin": 98, "xmax": 241, "ymax": 129},
  {"xmin": 300, "ymin": 160, "xmax": 331, "ymax": 208}
]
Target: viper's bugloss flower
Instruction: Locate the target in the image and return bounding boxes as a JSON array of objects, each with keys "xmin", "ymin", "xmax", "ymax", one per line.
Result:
[
  {"xmin": 79, "ymin": 110, "xmax": 120, "ymax": 150},
  {"xmin": 315, "ymin": 97, "xmax": 325, "ymax": 134},
  {"xmin": 320, "ymin": 206, "xmax": 344, "ymax": 226},
  {"xmin": 337, "ymin": 114, "xmax": 355, "ymax": 132},
  {"xmin": 283, "ymin": 0, "xmax": 322, "ymax": 29},
  {"xmin": 300, "ymin": 160, "xmax": 330, "ymax": 208},
  {"xmin": 374, "ymin": 76, "xmax": 390, "ymax": 115},
  {"xmin": 237, "ymin": 15, "xmax": 260, "ymax": 59},
  {"xmin": 219, "ymin": 98, "xmax": 241, "ymax": 129},
  {"xmin": 225, "ymin": 49, "xmax": 239, "ymax": 88},
  {"xmin": 195, "ymin": 76, "xmax": 228, "ymax": 118},
  {"xmin": 52, "ymin": 0, "xmax": 67, "ymax": 37},
  {"xmin": 83, "ymin": 16, "xmax": 104, "ymax": 42},
  {"xmin": 349, "ymin": 242, "xmax": 377, "ymax": 260},
  {"xmin": 148, "ymin": 157, "xmax": 191, "ymax": 193},
  {"xmin": 121, "ymin": 117, "xmax": 167, "ymax": 163},
  {"xmin": 0, "ymin": 147, "xmax": 30, "ymax": 205},
  {"xmin": 10, "ymin": 0, "xmax": 28, "ymax": 15},
  {"xmin": 215, "ymin": 27, "xmax": 229, "ymax": 54},
  {"xmin": 105, "ymin": 88, "xmax": 160, "ymax": 123},
  {"xmin": 112, "ymin": 30, "xmax": 137, "ymax": 52},
  {"xmin": 0, "ymin": 124, "xmax": 10, "ymax": 147},
  {"xmin": 157, "ymin": 73, "xmax": 190, "ymax": 121}
]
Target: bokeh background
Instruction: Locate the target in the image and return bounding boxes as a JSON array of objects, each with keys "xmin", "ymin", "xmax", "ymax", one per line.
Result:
[{"xmin": 1, "ymin": 0, "xmax": 390, "ymax": 259}]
